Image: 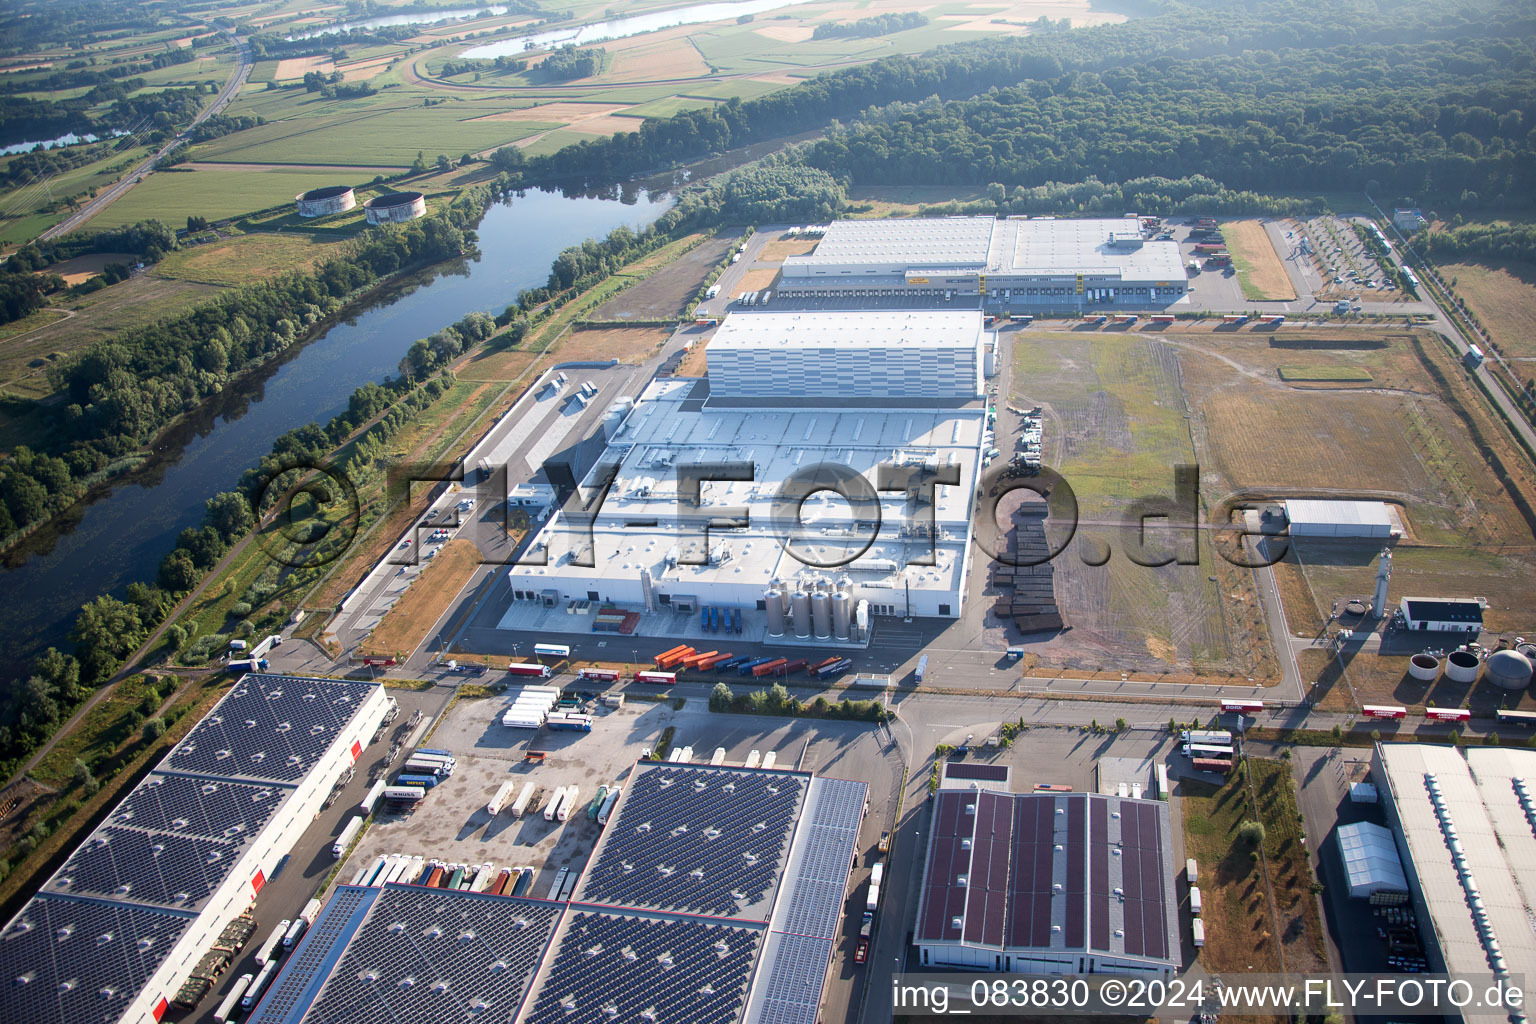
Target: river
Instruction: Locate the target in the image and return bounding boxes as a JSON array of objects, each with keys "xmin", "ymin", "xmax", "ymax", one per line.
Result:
[
  {"xmin": 459, "ymin": 0, "xmax": 820, "ymax": 59},
  {"xmin": 0, "ymin": 187, "xmax": 673, "ymax": 680},
  {"xmin": 289, "ymin": 6, "xmax": 509, "ymax": 40}
]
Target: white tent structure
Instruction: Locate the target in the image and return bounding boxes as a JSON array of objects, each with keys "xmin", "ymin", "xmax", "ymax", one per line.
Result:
[{"xmin": 1336, "ymin": 821, "xmax": 1408, "ymax": 899}]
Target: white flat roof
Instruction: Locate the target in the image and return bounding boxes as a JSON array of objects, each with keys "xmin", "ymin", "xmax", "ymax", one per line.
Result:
[
  {"xmin": 784, "ymin": 216, "xmax": 1185, "ymax": 281},
  {"xmin": 800, "ymin": 217, "xmax": 993, "ymax": 266},
  {"xmin": 1283, "ymin": 498, "xmax": 1393, "ymax": 528},
  {"xmin": 1377, "ymin": 744, "xmax": 1536, "ymax": 987},
  {"xmin": 709, "ymin": 309, "xmax": 983, "ymax": 350}
]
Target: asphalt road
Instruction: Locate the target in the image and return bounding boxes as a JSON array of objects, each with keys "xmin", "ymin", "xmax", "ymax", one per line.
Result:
[{"xmin": 39, "ymin": 33, "xmax": 251, "ymax": 241}]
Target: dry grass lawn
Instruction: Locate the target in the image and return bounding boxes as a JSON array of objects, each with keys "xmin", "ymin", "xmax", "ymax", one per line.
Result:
[
  {"xmin": 457, "ymin": 348, "xmax": 538, "ymax": 382},
  {"xmin": 736, "ymin": 267, "xmax": 780, "ymax": 293},
  {"xmin": 603, "ymin": 35, "xmax": 709, "ymax": 81},
  {"xmin": 1220, "ymin": 220, "xmax": 1296, "ymax": 300},
  {"xmin": 556, "ymin": 325, "xmax": 671, "ymax": 364},
  {"xmin": 360, "ymin": 539, "xmax": 481, "ymax": 658},
  {"xmin": 753, "ymin": 24, "xmax": 815, "ymax": 42},
  {"xmin": 565, "ymin": 115, "xmax": 648, "ymax": 136},
  {"xmin": 1442, "ymin": 260, "xmax": 1536, "ymax": 362}
]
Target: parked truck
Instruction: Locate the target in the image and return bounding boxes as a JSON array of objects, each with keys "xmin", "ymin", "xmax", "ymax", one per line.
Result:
[
  {"xmin": 1189, "ymin": 886, "xmax": 1203, "ymax": 916},
  {"xmin": 332, "ymin": 816, "xmax": 363, "ymax": 858},
  {"xmin": 487, "ymin": 780, "xmax": 518, "ymax": 817},
  {"xmin": 243, "ymin": 961, "xmax": 278, "ymax": 1009},
  {"xmin": 597, "ymin": 786, "xmax": 622, "ymax": 825}
]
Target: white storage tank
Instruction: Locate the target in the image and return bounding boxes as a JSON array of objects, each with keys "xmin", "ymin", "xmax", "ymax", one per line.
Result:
[
  {"xmin": 1408, "ymin": 653, "xmax": 1441, "ymax": 682},
  {"xmin": 765, "ymin": 587, "xmax": 785, "ymax": 637},
  {"xmin": 791, "ymin": 587, "xmax": 811, "ymax": 638},
  {"xmin": 1445, "ymin": 648, "xmax": 1481, "ymax": 684}
]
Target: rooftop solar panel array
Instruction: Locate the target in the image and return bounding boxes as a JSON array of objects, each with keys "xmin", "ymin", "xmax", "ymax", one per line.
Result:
[
  {"xmin": 164, "ymin": 675, "xmax": 375, "ymax": 784},
  {"xmin": 0, "ymin": 895, "xmax": 193, "ymax": 1024},
  {"xmin": 749, "ymin": 932, "xmax": 834, "ymax": 1024},
  {"xmin": 916, "ymin": 791, "xmax": 1176, "ymax": 967},
  {"xmin": 523, "ymin": 909, "xmax": 762, "ymax": 1024},
  {"xmin": 298, "ymin": 886, "xmax": 560, "ymax": 1024},
  {"xmin": 250, "ymin": 887, "xmax": 377, "ymax": 1024},
  {"xmin": 577, "ymin": 764, "xmax": 805, "ymax": 919},
  {"xmin": 44, "ymin": 776, "xmax": 281, "ymax": 911}
]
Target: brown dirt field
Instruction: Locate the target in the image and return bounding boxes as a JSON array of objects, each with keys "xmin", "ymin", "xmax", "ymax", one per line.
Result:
[
  {"xmin": 1299, "ymin": 645, "xmax": 1536, "ymax": 717},
  {"xmin": 1442, "ymin": 261, "xmax": 1536, "ymax": 362},
  {"xmin": 604, "ymin": 37, "xmax": 710, "ymax": 82},
  {"xmin": 757, "ymin": 238, "xmax": 818, "ymax": 263},
  {"xmin": 339, "ymin": 56, "xmax": 393, "ymax": 82},
  {"xmin": 359, "ymin": 538, "xmax": 481, "ymax": 658},
  {"xmin": 470, "ymin": 102, "xmax": 631, "ymax": 124},
  {"xmin": 1271, "ymin": 552, "xmax": 1325, "ymax": 639},
  {"xmin": 674, "ymin": 333, "xmax": 712, "ymax": 377},
  {"xmin": 753, "ymin": 25, "xmax": 815, "ymax": 42},
  {"xmin": 274, "ymin": 55, "xmax": 333, "ymax": 80},
  {"xmin": 589, "ymin": 230, "xmax": 740, "ymax": 320},
  {"xmin": 555, "ymin": 325, "xmax": 672, "ymax": 364},
  {"xmin": 42, "ymin": 252, "xmax": 136, "ymax": 286},
  {"xmin": 564, "ymin": 115, "xmax": 648, "ymax": 135},
  {"xmin": 1203, "ymin": 389, "xmax": 1435, "ymax": 497},
  {"xmin": 736, "ymin": 267, "xmax": 780, "ymax": 293},
  {"xmin": 1221, "ymin": 219, "xmax": 1297, "ymax": 300},
  {"xmin": 457, "ymin": 348, "xmax": 538, "ymax": 382}
]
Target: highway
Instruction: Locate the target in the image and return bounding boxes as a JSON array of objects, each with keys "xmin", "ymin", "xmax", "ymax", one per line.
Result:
[{"xmin": 38, "ymin": 33, "xmax": 251, "ymax": 241}]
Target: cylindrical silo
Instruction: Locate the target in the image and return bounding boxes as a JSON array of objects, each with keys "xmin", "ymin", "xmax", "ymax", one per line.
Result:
[
  {"xmin": 831, "ymin": 590, "xmax": 851, "ymax": 640},
  {"xmin": 1408, "ymin": 653, "xmax": 1441, "ymax": 682},
  {"xmin": 1445, "ymin": 649, "xmax": 1480, "ymax": 684},
  {"xmin": 811, "ymin": 590, "xmax": 832, "ymax": 639},
  {"xmin": 764, "ymin": 588, "xmax": 785, "ymax": 637},
  {"xmin": 1484, "ymin": 649, "xmax": 1532, "ymax": 691},
  {"xmin": 791, "ymin": 587, "xmax": 811, "ymax": 638}
]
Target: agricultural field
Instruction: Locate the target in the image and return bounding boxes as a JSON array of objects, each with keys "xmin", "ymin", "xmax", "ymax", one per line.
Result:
[
  {"xmin": 153, "ymin": 231, "xmax": 351, "ymax": 286},
  {"xmin": 1441, "ymin": 260, "xmax": 1536, "ymax": 363},
  {"xmin": 1219, "ymin": 219, "xmax": 1296, "ymax": 301},
  {"xmin": 88, "ymin": 166, "xmax": 387, "ymax": 226}
]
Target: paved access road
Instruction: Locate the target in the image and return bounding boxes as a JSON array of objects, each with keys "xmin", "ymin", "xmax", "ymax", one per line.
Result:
[{"xmin": 39, "ymin": 34, "xmax": 251, "ymax": 241}]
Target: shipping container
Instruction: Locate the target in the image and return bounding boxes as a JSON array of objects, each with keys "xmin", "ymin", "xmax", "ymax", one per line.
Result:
[
  {"xmin": 382, "ymin": 785, "xmax": 425, "ymax": 804},
  {"xmin": 1362, "ymin": 704, "xmax": 1408, "ymax": 719},
  {"xmin": 254, "ymin": 921, "xmax": 288, "ymax": 967},
  {"xmin": 587, "ymin": 785, "xmax": 610, "ymax": 821},
  {"xmin": 1187, "ymin": 858, "xmax": 1199, "ymax": 883},
  {"xmin": 544, "ymin": 786, "xmax": 569, "ymax": 822},
  {"xmin": 281, "ymin": 917, "xmax": 308, "ymax": 950},
  {"xmin": 761, "ymin": 751, "xmax": 777, "ymax": 770},
  {"xmin": 396, "ymin": 773, "xmax": 441, "ymax": 789},
  {"xmin": 359, "ymin": 780, "xmax": 388, "ymax": 816},
  {"xmin": 533, "ymin": 643, "xmax": 570, "ymax": 659},
  {"xmin": 244, "ymin": 962, "xmax": 278, "ymax": 1009},
  {"xmin": 1192, "ymin": 918, "xmax": 1205, "ymax": 947},
  {"xmin": 745, "ymin": 750, "xmax": 761, "ymax": 769},
  {"xmin": 487, "ymin": 780, "xmax": 518, "ymax": 816},
  {"xmin": 511, "ymin": 866, "xmax": 534, "ymax": 897},
  {"xmin": 332, "ymin": 816, "xmax": 363, "ymax": 858},
  {"xmin": 215, "ymin": 975, "xmax": 252, "ymax": 1023},
  {"xmin": 752, "ymin": 657, "xmax": 789, "ymax": 678},
  {"xmin": 546, "ymin": 712, "xmax": 593, "ymax": 732},
  {"xmin": 1189, "ymin": 886, "xmax": 1203, "ymax": 916}
]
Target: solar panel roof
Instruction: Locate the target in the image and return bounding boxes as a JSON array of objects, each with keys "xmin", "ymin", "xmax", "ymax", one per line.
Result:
[
  {"xmin": 916, "ymin": 792, "xmax": 1177, "ymax": 966},
  {"xmin": 288, "ymin": 885, "xmax": 561, "ymax": 1024},
  {"xmin": 43, "ymin": 776, "xmax": 282, "ymax": 911},
  {"xmin": 0, "ymin": 894, "xmax": 193, "ymax": 1024},
  {"xmin": 164, "ymin": 674, "xmax": 376, "ymax": 784},
  {"xmin": 573, "ymin": 763, "xmax": 806, "ymax": 920},
  {"xmin": 523, "ymin": 908, "xmax": 763, "ymax": 1024},
  {"xmin": 943, "ymin": 763, "xmax": 1011, "ymax": 783}
]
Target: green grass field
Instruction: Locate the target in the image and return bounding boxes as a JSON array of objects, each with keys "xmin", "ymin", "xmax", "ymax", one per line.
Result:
[
  {"xmin": 1278, "ymin": 365, "xmax": 1374, "ymax": 382},
  {"xmin": 154, "ymin": 231, "xmax": 352, "ymax": 286},
  {"xmin": 91, "ymin": 167, "xmax": 383, "ymax": 226}
]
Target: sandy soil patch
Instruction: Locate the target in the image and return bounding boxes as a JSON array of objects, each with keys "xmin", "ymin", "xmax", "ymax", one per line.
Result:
[
  {"xmin": 747, "ymin": 72, "xmax": 805, "ymax": 86},
  {"xmin": 274, "ymin": 55, "xmax": 334, "ymax": 80},
  {"xmin": 757, "ymin": 238, "xmax": 818, "ymax": 263},
  {"xmin": 735, "ymin": 267, "xmax": 780, "ymax": 293},
  {"xmin": 675, "ymin": 333, "xmax": 712, "ymax": 376},
  {"xmin": 753, "ymin": 24, "xmax": 815, "ymax": 42},
  {"xmin": 44, "ymin": 252, "xmax": 136, "ymax": 286},
  {"xmin": 360, "ymin": 539, "xmax": 482, "ymax": 658},
  {"xmin": 470, "ymin": 102, "xmax": 631, "ymax": 123},
  {"xmin": 556, "ymin": 326, "xmax": 672, "ymax": 364}
]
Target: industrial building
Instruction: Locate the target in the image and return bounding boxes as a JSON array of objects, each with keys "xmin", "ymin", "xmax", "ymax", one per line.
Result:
[
  {"xmin": 0, "ymin": 675, "xmax": 391, "ymax": 1024},
  {"xmin": 914, "ymin": 764, "xmax": 1179, "ymax": 974},
  {"xmin": 776, "ymin": 216, "xmax": 1187, "ymax": 310},
  {"xmin": 1282, "ymin": 498, "xmax": 1397, "ymax": 539},
  {"xmin": 1334, "ymin": 821, "xmax": 1409, "ymax": 901},
  {"xmin": 294, "ymin": 185, "xmax": 356, "ymax": 218},
  {"xmin": 1372, "ymin": 744, "xmax": 1535, "ymax": 994},
  {"xmin": 363, "ymin": 190, "xmax": 426, "ymax": 224},
  {"xmin": 502, "ymin": 311, "xmax": 990, "ymax": 626},
  {"xmin": 1399, "ymin": 596, "xmax": 1486, "ymax": 633},
  {"xmin": 249, "ymin": 761, "xmax": 868, "ymax": 1024},
  {"xmin": 707, "ymin": 310, "xmax": 984, "ymax": 400}
]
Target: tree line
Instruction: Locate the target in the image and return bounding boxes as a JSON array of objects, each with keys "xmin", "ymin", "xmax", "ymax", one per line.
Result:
[
  {"xmin": 533, "ymin": 45, "xmax": 604, "ymax": 82},
  {"xmin": 812, "ymin": 12, "xmax": 928, "ymax": 40},
  {"xmin": 1420, "ymin": 222, "xmax": 1536, "ymax": 265},
  {"xmin": 488, "ymin": 0, "xmax": 1530, "ymax": 205}
]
